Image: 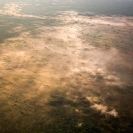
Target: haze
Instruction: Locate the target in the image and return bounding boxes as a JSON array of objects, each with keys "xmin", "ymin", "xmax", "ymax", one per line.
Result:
[{"xmin": 0, "ymin": 0, "xmax": 133, "ymax": 133}]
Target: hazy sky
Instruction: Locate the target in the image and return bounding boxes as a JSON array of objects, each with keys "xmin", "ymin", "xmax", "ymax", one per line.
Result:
[{"xmin": 0, "ymin": 0, "xmax": 133, "ymax": 15}]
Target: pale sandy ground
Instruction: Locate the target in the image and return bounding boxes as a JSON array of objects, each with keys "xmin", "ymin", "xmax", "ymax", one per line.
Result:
[
  {"xmin": 0, "ymin": 3, "xmax": 47, "ymax": 19},
  {"xmin": 0, "ymin": 2, "xmax": 133, "ymax": 132}
]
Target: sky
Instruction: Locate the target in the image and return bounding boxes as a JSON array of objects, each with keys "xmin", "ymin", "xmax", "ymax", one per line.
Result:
[{"xmin": 0, "ymin": 0, "xmax": 133, "ymax": 16}]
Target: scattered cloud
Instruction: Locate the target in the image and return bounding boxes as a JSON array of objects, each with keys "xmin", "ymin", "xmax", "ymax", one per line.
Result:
[{"xmin": 91, "ymin": 104, "xmax": 118, "ymax": 117}]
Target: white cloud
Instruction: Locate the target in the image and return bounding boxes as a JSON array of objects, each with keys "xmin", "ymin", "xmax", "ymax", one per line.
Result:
[{"xmin": 91, "ymin": 104, "xmax": 118, "ymax": 117}]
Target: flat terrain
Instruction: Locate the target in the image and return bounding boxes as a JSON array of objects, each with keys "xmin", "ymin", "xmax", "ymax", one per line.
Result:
[{"xmin": 0, "ymin": 2, "xmax": 133, "ymax": 133}]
